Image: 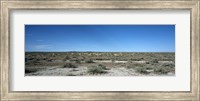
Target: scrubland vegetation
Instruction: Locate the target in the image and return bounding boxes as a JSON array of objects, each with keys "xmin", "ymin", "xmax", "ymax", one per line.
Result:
[{"xmin": 25, "ymin": 52, "xmax": 175, "ymax": 76}]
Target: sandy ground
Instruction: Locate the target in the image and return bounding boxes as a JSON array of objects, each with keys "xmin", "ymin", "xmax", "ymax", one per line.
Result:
[{"xmin": 25, "ymin": 65, "xmax": 174, "ymax": 76}]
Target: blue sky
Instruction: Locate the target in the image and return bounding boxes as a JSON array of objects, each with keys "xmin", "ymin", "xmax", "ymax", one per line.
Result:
[{"xmin": 25, "ymin": 25, "xmax": 175, "ymax": 52}]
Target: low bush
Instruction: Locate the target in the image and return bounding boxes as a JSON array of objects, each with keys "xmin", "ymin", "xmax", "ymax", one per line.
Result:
[
  {"xmin": 150, "ymin": 59, "xmax": 159, "ymax": 64},
  {"xmin": 87, "ymin": 64, "xmax": 108, "ymax": 74},
  {"xmin": 75, "ymin": 59, "xmax": 81, "ymax": 64},
  {"xmin": 98, "ymin": 64, "xmax": 109, "ymax": 70},
  {"xmin": 85, "ymin": 59, "xmax": 94, "ymax": 63},
  {"xmin": 126, "ymin": 63, "xmax": 145, "ymax": 69},
  {"xmin": 66, "ymin": 73, "xmax": 76, "ymax": 76},
  {"xmin": 63, "ymin": 56, "xmax": 70, "ymax": 61},
  {"xmin": 96, "ymin": 58, "xmax": 103, "ymax": 60},
  {"xmin": 162, "ymin": 63, "xmax": 175, "ymax": 67},
  {"xmin": 25, "ymin": 68, "xmax": 38, "ymax": 73},
  {"xmin": 130, "ymin": 58, "xmax": 143, "ymax": 61},
  {"xmin": 62, "ymin": 63, "xmax": 77, "ymax": 68},
  {"xmin": 154, "ymin": 67, "xmax": 172, "ymax": 74},
  {"xmin": 146, "ymin": 61, "xmax": 150, "ymax": 64},
  {"xmin": 136, "ymin": 67, "xmax": 149, "ymax": 74},
  {"xmin": 112, "ymin": 60, "xmax": 115, "ymax": 63}
]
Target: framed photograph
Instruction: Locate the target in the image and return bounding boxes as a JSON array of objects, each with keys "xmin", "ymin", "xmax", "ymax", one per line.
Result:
[{"xmin": 1, "ymin": 0, "xmax": 199, "ymax": 100}]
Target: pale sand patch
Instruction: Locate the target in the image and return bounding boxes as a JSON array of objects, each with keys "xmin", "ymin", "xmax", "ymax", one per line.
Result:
[
  {"xmin": 132, "ymin": 61, "xmax": 147, "ymax": 63},
  {"xmin": 114, "ymin": 61, "xmax": 128, "ymax": 63},
  {"xmin": 93, "ymin": 60, "xmax": 112, "ymax": 63},
  {"xmin": 158, "ymin": 61, "xmax": 174, "ymax": 63}
]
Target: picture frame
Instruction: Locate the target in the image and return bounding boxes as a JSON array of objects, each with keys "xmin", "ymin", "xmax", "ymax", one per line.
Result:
[{"xmin": 1, "ymin": 0, "xmax": 199, "ymax": 100}]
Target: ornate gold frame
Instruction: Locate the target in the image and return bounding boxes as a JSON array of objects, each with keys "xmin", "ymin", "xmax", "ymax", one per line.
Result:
[{"xmin": 1, "ymin": 0, "xmax": 199, "ymax": 100}]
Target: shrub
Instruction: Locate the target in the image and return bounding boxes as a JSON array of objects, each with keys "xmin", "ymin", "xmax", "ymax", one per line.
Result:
[
  {"xmin": 63, "ymin": 56, "xmax": 70, "ymax": 61},
  {"xmin": 126, "ymin": 65, "xmax": 134, "ymax": 69},
  {"xmin": 150, "ymin": 59, "xmax": 159, "ymax": 64},
  {"xmin": 47, "ymin": 59, "xmax": 53, "ymax": 62},
  {"xmin": 75, "ymin": 59, "xmax": 81, "ymax": 64},
  {"xmin": 162, "ymin": 63, "xmax": 175, "ymax": 67},
  {"xmin": 85, "ymin": 59, "xmax": 94, "ymax": 63},
  {"xmin": 112, "ymin": 60, "xmax": 115, "ymax": 63},
  {"xmin": 66, "ymin": 73, "xmax": 76, "ymax": 76},
  {"xmin": 126, "ymin": 63, "xmax": 145, "ymax": 69},
  {"xmin": 96, "ymin": 58, "xmax": 103, "ymax": 60},
  {"xmin": 146, "ymin": 61, "xmax": 150, "ymax": 64},
  {"xmin": 136, "ymin": 67, "xmax": 149, "ymax": 74},
  {"xmin": 130, "ymin": 58, "xmax": 141, "ymax": 61},
  {"xmin": 146, "ymin": 67, "xmax": 153, "ymax": 70},
  {"xmin": 98, "ymin": 64, "xmax": 109, "ymax": 70},
  {"xmin": 154, "ymin": 67, "xmax": 171, "ymax": 74},
  {"xmin": 25, "ymin": 67, "xmax": 45, "ymax": 74},
  {"xmin": 87, "ymin": 65, "xmax": 108, "ymax": 74},
  {"xmin": 62, "ymin": 63, "xmax": 77, "ymax": 68},
  {"xmin": 25, "ymin": 68, "xmax": 38, "ymax": 73}
]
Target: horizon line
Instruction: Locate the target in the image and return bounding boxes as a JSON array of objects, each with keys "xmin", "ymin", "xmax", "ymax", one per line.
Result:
[{"xmin": 25, "ymin": 51, "xmax": 175, "ymax": 53}]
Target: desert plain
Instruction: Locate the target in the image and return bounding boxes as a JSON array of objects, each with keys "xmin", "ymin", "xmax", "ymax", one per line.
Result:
[{"xmin": 25, "ymin": 52, "xmax": 175, "ymax": 76}]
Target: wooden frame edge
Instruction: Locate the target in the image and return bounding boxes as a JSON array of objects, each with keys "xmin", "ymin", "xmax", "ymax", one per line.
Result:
[{"xmin": 0, "ymin": 0, "xmax": 199, "ymax": 101}]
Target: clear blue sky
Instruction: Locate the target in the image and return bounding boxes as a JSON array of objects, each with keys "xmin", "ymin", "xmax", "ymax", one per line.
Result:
[{"xmin": 25, "ymin": 25, "xmax": 175, "ymax": 52}]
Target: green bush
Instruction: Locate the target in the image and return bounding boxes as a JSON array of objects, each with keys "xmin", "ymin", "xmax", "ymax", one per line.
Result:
[
  {"xmin": 136, "ymin": 67, "xmax": 149, "ymax": 74},
  {"xmin": 87, "ymin": 65, "xmax": 108, "ymax": 74},
  {"xmin": 85, "ymin": 59, "xmax": 94, "ymax": 63},
  {"xmin": 112, "ymin": 60, "xmax": 115, "ymax": 63},
  {"xmin": 98, "ymin": 64, "xmax": 109, "ymax": 70},
  {"xmin": 150, "ymin": 59, "xmax": 159, "ymax": 64},
  {"xmin": 25, "ymin": 68, "xmax": 38, "ymax": 73},
  {"xmin": 130, "ymin": 58, "xmax": 142, "ymax": 61},
  {"xmin": 154, "ymin": 67, "xmax": 171, "ymax": 74},
  {"xmin": 146, "ymin": 61, "xmax": 150, "ymax": 64},
  {"xmin": 127, "ymin": 63, "xmax": 145, "ymax": 69},
  {"xmin": 62, "ymin": 63, "xmax": 77, "ymax": 68},
  {"xmin": 63, "ymin": 56, "xmax": 70, "ymax": 61},
  {"xmin": 66, "ymin": 73, "xmax": 76, "ymax": 76},
  {"xmin": 162, "ymin": 63, "xmax": 175, "ymax": 67},
  {"xmin": 75, "ymin": 59, "xmax": 81, "ymax": 64}
]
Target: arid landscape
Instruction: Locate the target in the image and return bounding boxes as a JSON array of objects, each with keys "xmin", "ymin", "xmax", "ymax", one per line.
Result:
[
  {"xmin": 25, "ymin": 52, "xmax": 175, "ymax": 76},
  {"xmin": 25, "ymin": 25, "xmax": 175, "ymax": 76}
]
